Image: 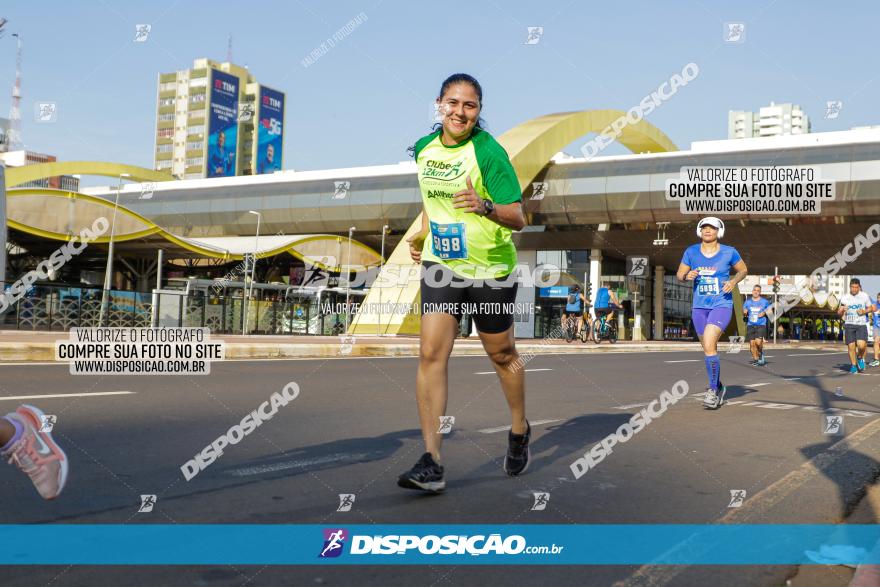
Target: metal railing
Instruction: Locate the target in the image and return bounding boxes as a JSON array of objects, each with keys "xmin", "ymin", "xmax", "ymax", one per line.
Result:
[{"xmin": 1, "ymin": 283, "xmax": 353, "ymax": 335}]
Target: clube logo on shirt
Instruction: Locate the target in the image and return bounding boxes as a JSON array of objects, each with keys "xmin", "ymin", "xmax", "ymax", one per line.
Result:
[{"xmin": 422, "ymin": 159, "xmax": 466, "ymax": 181}]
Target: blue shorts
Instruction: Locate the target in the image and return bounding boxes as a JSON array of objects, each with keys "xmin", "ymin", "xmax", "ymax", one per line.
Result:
[{"xmin": 692, "ymin": 307, "xmax": 733, "ymax": 336}]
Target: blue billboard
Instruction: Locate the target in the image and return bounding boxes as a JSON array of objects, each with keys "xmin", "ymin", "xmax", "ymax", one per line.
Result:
[
  {"xmin": 207, "ymin": 70, "xmax": 239, "ymax": 178},
  {"xmin": 256, "ymin": 86, "xmax": 284, "ymax": 174}
]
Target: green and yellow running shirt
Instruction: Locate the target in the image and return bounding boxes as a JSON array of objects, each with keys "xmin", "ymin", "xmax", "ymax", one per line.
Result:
[{"xmin": 412, "ymin": 127, "xmax": 522, "ymax": 279}]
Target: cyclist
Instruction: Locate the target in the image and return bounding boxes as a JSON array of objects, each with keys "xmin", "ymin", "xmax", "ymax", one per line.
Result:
[
  {"xmin": 593, "ymin": 281, "xmax": 619, "ymax": 338},
  {"xmin": 743, "ymin": 284, "xmax": 771, "ymax": 366},
  {"xmin": 563, "ymin": 284, "xmax": 587, "ymax": 339},
  {"xmin": 838, "ymin": 278, "xmax": 875, "ymax": 373},
  {"xmin": 1, "ymin": 404, "xmax": 68, "ymax": 499},
  {"xmin": 871, "ymin": 292, "xmax": 880, "ymax": 367},
  {"xmin": 677, "ymin": 217, "xmax": 748, "ymax": 409},
  {"xmin": 398, "ymin": 73, "xmax": 530, "ymax": 493}
]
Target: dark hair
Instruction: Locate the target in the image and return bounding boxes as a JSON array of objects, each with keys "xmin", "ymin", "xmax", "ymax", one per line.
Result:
[
  {"xmin": 852, "ymin": 278, "xmax": 861, "ymax": 285},
  {"xmin": 408, "ymin": 73, "xmax": 486, "ymax": 158}
]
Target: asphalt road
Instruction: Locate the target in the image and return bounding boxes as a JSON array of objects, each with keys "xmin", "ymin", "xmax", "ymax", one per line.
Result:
[{"xmin": 2, "ymin": 346, "xmax": 880, "ymax": 586}]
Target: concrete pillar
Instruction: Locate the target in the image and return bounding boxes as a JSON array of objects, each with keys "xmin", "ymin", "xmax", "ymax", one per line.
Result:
[
  {"xmin": 653, "ymin": 266, "xmax": 665, "ymax": 340},
  {"xmin": 589, "ymin": 249, "xmax": 602, "ymax": 319},
  {"xmin": 156, "ymin": 249, "xmax": 164, "ymax": 290},
  {"xmin": 632, "ymin": 291, "xmax": 644, "ymax": 341},
  {"xmin": 515, "ymin": 250, "xmax": 536, "ymax": 338}
]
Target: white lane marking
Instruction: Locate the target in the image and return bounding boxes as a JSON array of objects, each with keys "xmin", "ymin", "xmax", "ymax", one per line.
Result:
[
  {"xmin": 747, "ymin": 382, "xmax": 771, "ymax": 387},
  {"xmin": 0, "ymin": 391, "xmax": 135, "ymax": 401},
  {"xmin": 687, "ymin": 395, "xmax": 876, "ymax": 417},
  {"xmin": 478, "ymin": 418, "xmax": 563, "ymax": 434},
  {"xmin": 786, "ymin": 352, "xmax": 847, "ymax": 357},
  {"xmin": 475, "ymin": 368, "xmax": 553, "ymax": 375},
  {"xmin": 229, "ymin": 453, "xmax": 369, "ymax": 476},
  {"xmin": 664, "ymin": 359, "xmax": 700, "ymax": 363},
  {"xmin": 783, "ymin": 377, "xmax": 801, "ymax": 381},
  {"xmin": 613, "ymin": 402, "xmax": 650, "ymax": 410}
]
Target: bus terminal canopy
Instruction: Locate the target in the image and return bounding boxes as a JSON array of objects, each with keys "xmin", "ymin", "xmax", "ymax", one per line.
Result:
[{"xmin": 5, "ymin": 187, "xmax": 382, "ymax": 271}]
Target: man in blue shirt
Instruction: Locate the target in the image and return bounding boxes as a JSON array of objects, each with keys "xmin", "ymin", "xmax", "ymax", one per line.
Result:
[
  {"xmin": 743, "ymin": 284, "xmax": 771, "ymax": 367},
  {"xmin": 593, "ymin": 282, "xmax": 619, "ymax": 334},
  {"xmin": 677, "ymin": 217, "xmax": 748, "ymax": 409}
]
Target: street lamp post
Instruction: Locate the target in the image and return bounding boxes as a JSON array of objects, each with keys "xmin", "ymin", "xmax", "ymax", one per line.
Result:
[
  {"xmin": 345, "ymin": 226, "xmax": 355, "ymax": 332},
  {"xmin": 99, "ymin": 173, "xmax": 130, "ymax": 327},
  {"xmin": 243, "ymin": 210, "xmax": 261, "ymax": 335}
]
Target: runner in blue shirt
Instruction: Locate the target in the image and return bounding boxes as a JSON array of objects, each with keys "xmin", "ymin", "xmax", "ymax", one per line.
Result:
[
  {"xmin": 870, "ymin": 292, "xmax": 880, "ymax": 367},
  {"xmin": 676, "ymin": 217, "xmax": 748, "ymax": 409},
  {"xmin": 742, "ymin": 284, "xmax": 771, "ymax": 367}
]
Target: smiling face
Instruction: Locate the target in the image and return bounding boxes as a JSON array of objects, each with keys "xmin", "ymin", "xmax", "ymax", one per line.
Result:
[
  {"xmin": 437, "ymin": 82, "xmax": 481, "ymax": 143},
  {"xmin": 752, "ymin": 285, "xmax": 762, "ymax": 299}
]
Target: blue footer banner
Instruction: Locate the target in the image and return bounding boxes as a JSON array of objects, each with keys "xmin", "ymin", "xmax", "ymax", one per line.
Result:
[{"xmin": 3, "ymin": 525, "xmax": 880, "ymax": 565}]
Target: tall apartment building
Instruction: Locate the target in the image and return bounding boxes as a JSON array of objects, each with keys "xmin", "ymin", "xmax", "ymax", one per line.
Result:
[
  {"xmin": 154, "ymin": 58, "xmax": 285, "ymax": 179},
  {"xmin": 728, "ymin": 102, "xmax": 810, "ymax": 139}
]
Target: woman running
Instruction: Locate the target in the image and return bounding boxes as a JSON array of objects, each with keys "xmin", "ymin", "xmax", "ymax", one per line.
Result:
[
  {"xmin": 1, "ymin": 403, "xmax": 68, "ymax": 499},
  {"xmin": 676, "ymin": 217, "xmax": 748, "ymax": 409},
  {"xmin": 398, "ymin": 73, "xmax": 528, "ymax": 493}
]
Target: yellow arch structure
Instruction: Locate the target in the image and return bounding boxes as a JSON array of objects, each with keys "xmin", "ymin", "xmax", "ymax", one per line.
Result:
[
  {"xmin": 6, "ymin": 188, "xmax": 381, "ymax": 272},
  {"xmin": 4, "ymin": 161, "xmax": 174, "ymax": 188},
  {"xmin": 349, "ymin": 110, "xmax": 679, "ymax": 335}
]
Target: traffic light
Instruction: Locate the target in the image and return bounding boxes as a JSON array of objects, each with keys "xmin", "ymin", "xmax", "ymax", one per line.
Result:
[{"xmin": 772, "ymin": 275, "xmax": 780, "ymax": 293}]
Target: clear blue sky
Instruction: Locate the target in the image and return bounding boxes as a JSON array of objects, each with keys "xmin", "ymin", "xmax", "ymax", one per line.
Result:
[{"xmin": 1, "ymin": 0, "xmax": 879, "ymax": 288}]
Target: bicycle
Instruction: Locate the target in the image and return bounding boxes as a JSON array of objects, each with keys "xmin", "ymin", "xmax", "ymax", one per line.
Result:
[
  {"xmin": 562, "ymin": 314, "xmax": 578, "ymax": 343},
  {"xmin": 580, "ymin": 312, "xmax": 591, "ymax": 343},
  {"xmin": 591, "ymin": 312, "xmax": 618, "ymax": 344}
]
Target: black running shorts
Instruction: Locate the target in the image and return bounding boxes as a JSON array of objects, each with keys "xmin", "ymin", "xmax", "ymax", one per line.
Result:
[
  {"xmin": 420, "ymin": 261, "xmax": 518, "ymax": 334},
  {"xmin": 746, "ymin": 324, "xmax": 768, "ymax": 341},
  {"xmin": 844, "ymin": 324, "xmax": 868, "ymax": 345}
]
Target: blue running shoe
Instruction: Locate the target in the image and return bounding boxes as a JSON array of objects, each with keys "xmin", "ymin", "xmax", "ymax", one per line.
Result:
[
  {"xmin": 858, "ymin": 358, "xmax": 866, "ymax": 371},
  {"xmin": 850, "ymin": 365, "xmax": 859, "ymax": 374}
]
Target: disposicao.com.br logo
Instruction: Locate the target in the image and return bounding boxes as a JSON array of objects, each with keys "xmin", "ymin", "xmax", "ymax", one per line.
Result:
[{"xmin": 318, "ymin": 528, "xmax": 564, "ymax": 558}]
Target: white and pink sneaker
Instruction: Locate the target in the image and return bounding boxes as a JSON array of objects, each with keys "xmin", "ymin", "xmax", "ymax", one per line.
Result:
[{"xmin": 2, "ymin": 405, "xmax": 68, "ymax": 500}]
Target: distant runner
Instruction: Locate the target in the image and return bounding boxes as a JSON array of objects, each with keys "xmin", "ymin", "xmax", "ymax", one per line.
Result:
[
  {"xmin": 838, "ymin": 278, "xmax": 875, "ymax": 373},
  {"xmin": 871, "ymin": 292, "xmax": 880, "ymax": 367},
  {"xmin": 743, "ymin": 284, "xmax": 771, "ymax": 366}
]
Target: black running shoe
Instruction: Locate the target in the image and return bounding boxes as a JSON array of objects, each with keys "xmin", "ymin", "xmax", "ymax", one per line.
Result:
[
  {"xmin": 397, "ymin": 452, "xmax": 445, "ymax": 493},
  {"xmin": 504, "ymin": 421, "xmax": 531, "ymax": 476}
]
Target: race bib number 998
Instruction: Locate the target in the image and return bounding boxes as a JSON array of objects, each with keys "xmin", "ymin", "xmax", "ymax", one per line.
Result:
[{"xmin": 430, "ymin": 221, "xmax": 468, "ymax": 260}]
